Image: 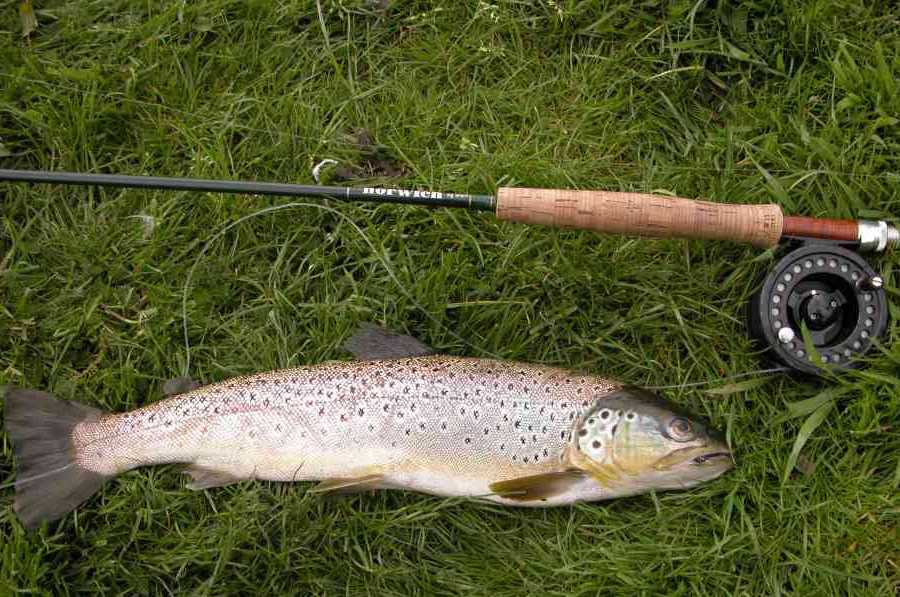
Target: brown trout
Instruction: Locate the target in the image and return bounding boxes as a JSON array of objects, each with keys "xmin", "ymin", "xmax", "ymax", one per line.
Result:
[{"xmin": 3, "ymin": 325, "xmax": 733, "ymax": 528}]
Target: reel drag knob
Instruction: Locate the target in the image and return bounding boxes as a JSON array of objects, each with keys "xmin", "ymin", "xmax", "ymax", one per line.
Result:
[{"xmin": 747, "ymin": 244, "xmax": 889, "ymax": 375}]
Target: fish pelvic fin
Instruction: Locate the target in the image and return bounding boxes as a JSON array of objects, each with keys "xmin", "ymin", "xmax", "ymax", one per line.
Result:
[
  {"xmin": 309, "ymin": 474, "xmax": 385, "ymax": 496},
  {"xmin": 342, "ymin": 323, "xmax": 435, "ymax": 360},
  {"xmin": 182, "ymin": 464, "xmax": 246, "ymax": 490},
  {"xmin": 489, "ymin": 470, "xmax": 586, "ymax": 502},
  {"xmin": 3, "ymin": 387, "xmax": 111, "ymax": 529}
]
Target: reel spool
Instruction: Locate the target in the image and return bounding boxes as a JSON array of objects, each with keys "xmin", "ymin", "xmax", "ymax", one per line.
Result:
[{"xmin": 748, "ymin": 243, "xmax": 889, "ymax": 375}]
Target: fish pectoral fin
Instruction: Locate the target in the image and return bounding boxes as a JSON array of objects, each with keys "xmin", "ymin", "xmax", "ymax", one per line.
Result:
[
  {"xmin": 309, "ymin": 474, "xmax": 385, "ymax": 496},
  {"xmin": 342, "ymin": 323, "xmax": 435, "ymax": 360},
  {"xmin": 183, "ymin": 465, "xmax": 245, "ymax": 490},
  {"xmin": 489, "ymin": 470, "xmax": 586, "ymax": 502},
  {"xmin": 587, "ymin": 464, "xmax": 622, "ymax": 488}
]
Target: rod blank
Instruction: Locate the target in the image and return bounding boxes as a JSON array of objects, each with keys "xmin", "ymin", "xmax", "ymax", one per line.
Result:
[{"xmin": 0, "ymin": 169, "xmax": 497, "ymax": 211}]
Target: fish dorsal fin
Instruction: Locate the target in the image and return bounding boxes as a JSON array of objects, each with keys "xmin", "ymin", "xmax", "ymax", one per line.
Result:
[
  {"xmin": 488, "ymin": 470, "xmax": 586, "ymax": 502},
  {"xmin": 342, "ymin": 323, "xmax": 435, "ymax": 360},
  {"xmin": 163, "ymin": 376, "xmax": 201, "ymax": 397},
  {"xmin": 309, "ymin": 474, "xmax": 384, "ymax": 496}
]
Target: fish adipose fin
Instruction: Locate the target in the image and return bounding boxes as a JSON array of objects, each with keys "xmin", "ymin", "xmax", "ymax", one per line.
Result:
[
  {"xmin": 489, "ymin": 470, "xmax": 586, "ymax": 502},
  {"xmin": 3, "ymin": 387, "xmax": 112, "ymax": 529},
  {"xmin": 182, "ymin": 465, "xmax": 245, "ymax": 490},
  {"xmin": 309, "ymin": 474, "xmax": 384, "ymax": 496},
  {"xmin": 343, "ymin": 323, "xmax": 435, "ymax": 360}
]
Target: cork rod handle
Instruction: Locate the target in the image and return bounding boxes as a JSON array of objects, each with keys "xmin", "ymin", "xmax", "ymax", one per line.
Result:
[{"xmin": 496, "ymin": 187, "xmax": 785, "ymax": 248}]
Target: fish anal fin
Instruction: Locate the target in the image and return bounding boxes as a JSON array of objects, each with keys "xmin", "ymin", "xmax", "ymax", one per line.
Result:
[
  {"xmin": 309, "ymin": 474, "xmax": 384, "ymax": 496},
  {"xmin": 342, "ymin": 323, "xmax": 435, "ymax": 360},
  {"xmin": 489, "ymin": 470, "xmax": 586, "ymax": 502},
  {"xmin": 183, "ymin": 465, "xmax": 245, "ymax": 490}
]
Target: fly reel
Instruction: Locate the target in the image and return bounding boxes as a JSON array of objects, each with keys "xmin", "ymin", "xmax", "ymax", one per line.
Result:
[{"xmin": 748, "ymin": 243, "xmax": 889, "ymax": 375}]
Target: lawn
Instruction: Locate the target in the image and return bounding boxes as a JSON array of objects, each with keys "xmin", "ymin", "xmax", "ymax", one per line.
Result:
[{"xmin": 1, "ymin": 1, "xmax": 898, "ymax": 594}]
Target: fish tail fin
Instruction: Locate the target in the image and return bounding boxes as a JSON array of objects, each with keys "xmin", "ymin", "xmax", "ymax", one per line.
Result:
[{"xmin": 3, "ymin": 387, "xmax": 111, "ymax": 528}]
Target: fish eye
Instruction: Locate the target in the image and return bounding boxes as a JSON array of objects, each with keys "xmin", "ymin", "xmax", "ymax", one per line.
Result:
[{"xmin": 667, "ymin": 417, "xmax": 694, "ymax": 441}]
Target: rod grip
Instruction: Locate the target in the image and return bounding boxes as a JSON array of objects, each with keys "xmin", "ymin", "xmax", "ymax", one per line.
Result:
[{"xmin": 496, "ymin": 187, "xmax": 784, "ymax": 248}]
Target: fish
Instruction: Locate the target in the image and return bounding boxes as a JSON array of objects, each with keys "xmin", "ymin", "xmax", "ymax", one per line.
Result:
[{"xmin": 2, "ymin": 324, "xmax": 734, "ymax": 528}]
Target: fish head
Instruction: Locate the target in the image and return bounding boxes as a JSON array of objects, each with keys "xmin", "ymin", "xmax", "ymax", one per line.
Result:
[{"xmin": 566, "ymin": 386, "xmax": 733, "ymax": 493}]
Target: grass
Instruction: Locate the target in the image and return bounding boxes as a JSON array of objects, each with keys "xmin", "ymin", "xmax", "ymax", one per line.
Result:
[{"xmin": 1, "ymin": 0, "xmax": 898, "ymax": 594}]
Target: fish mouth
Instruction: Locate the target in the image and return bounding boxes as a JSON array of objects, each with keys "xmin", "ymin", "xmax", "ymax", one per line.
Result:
[{"xmin": 691, "ymin": 451, "xmax": 734, "ymax": 466}]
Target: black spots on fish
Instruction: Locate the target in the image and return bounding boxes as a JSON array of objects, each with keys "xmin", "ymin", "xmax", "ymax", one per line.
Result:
[
  {"xmin": 340, "ymin": 414, "xmax": 348, "ymax": 422},
  {"xmin": 441, "ymin": 422, "xmax": 447, "ymax": 431},
  {"xmin": 600, "ymin": 410, "xmax": 610, "ymax": 420},
  {"xmin": 495, "ymin": 424, "xmax": 501, "ymax": 431},
  {"xmin": 625, "ymin": 412, "xmax": 636, "ymax": 421},
  {"xmin": 383, "ymin": 404, "xmax": 389, "ymax": 412},
  {"xmin": 512, "ymin": 455, "xmax": 517, "ymax": 461},
  {"xmin": 465, "ymin": 438, "xmax": 472, "ymax": 445},
  {"xmin": 550, "ymin": 413, "xmax": 555, "ymax": 422},
  {"xmin": 561, "ymin": 430, "xmax": 567, "ymax": 439},
  {"xmin": 520, "ymin": 437, "xmax": 526, "ymax": 445},
  {"xmin": 165, "ymin": 420, "xmax": 172, "ymax": 427},
  {"xmin": 404, "ymin": 387, "xmax": 410, "ymax": 394},
  {"xmin": 569, "ymin": 412, "xmax": 575, "ymax": 421},
  {"xmin": 149, "ymin": 414, "xmax": 156, "ymax": 422},
  {"xmin": 405, "ymin": 429, "xmax": 411, "ymax": 436},
  {"xmin": 527, "ymin": 424, "xmax": 533, "ymax": 432},
  {"xmin": 460, "ymin": 407, "xmax": 465, "ymax": 416},
  {"xmin": 419, "ymin": 422, "xmax": 426, "ymax": 431},
  {"xmin": 592, "ymin": 440, "xmax": 602, "ymax": 449},
  {"xmin": 512, "ymin": 401, "xmax": 518, "ymax": 408},
  {"xmin": 588, "ymin": 418, "xmax": 595, "ymax": 425},
  {"xmin": 611, "ymin": 423, "xmax": 619, "ymax": 437},
  {"xmin": 543, "ymin": 448, "xmax": 549, "ymax": 457},
  {"xmin": 358, "ymin": 408, "xmax": 364, "ymax": 417},
  {"xmin": 369, "ymin": 424, "xmax": 375, "ymax": 432},
  {"xmin": 539, "ymin": 406, "xmax": 545, "ymax": 415},
  {"xmin": 531, "ymin": 434, "xmax": 537, "ymax": 443},
  {"xmin": 483, "ymin": 427, "xmax": 489, "ymax": 435},
  {"xmin": 541, "ymin": 426, "xmax": 547, "ymax": 434},
  {"xmin": 319, "ymin": 407, "xmax": 326, "ymax": 416},
  {"xmin": 214, "ymin": 407, "xmax": 220, "ymax": 415},
  {"xmin": 514, "ymin": 421, "xmax": 521, "ymax": 429},
  {"xmin": 500, "ymin": 400, "xmax": 505, "ymax": 407}
]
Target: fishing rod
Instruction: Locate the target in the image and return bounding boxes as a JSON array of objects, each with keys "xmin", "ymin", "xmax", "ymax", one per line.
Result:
[{"xmin": 1, "ymin": 168, "xmax": 896, "ymax": 375}]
